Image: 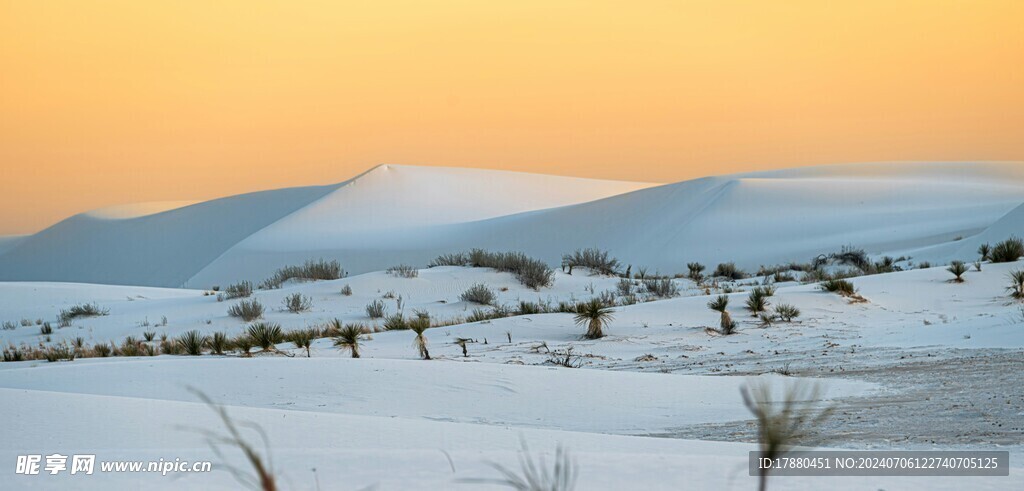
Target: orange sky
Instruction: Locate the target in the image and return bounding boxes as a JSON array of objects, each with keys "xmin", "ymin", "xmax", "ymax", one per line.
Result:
[{"xmin": 1, "ymin": 1, "xmax": 1022, "ymax": 235}]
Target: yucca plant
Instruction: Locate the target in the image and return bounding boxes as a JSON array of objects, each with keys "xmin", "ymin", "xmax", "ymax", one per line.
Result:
[
  {"xmin": 209, "ymin": 332, "xmax": 229, "ymax": 355},
  {"xmin": 1007, "ymin": 270, "xmax": 1024, "ymax": 300},
  {"xmin": 247, "ymin": 322, "xmax": 283, "ymax": 351},
  {"xmin": 742, "ymin": 380, "xmax": 834, "ymax": 491},
  {"xmin": 707, "ymin": 295, "xmax": 736, "ymax": 334},
  {"xmin": 573, "ymin": 298, "xmax": 614, "ymax": 339},
  {"xmin": 992, "ymin": 237, "xmax": 1024, "ymax": 263},
  {"xmin": 947, "ymin": 261, "xmax": 968, "ymax": 283},
  {"xmin": 978, "ymin": 243, "xmax": 991, "ymax": 262},
  {"xmin": 383, "ymin": 312, "xmax": 408, "ymax": 331},
  {"xmin": 333, "ymin": 323, "xmax": 365, "ymax": 358},
  {"xmin": 465, "ymin": 442, "xmax": 578, "ymax": 491},
  {"xmin": 288, "ymin": 328, "xmax": 316, "ymax": 357},
  {"xmin": 687, "ymin": 262, "xmax": 706, "ymax": 283},
  {"xmin": 233, "ymin": 335, "xmax": 254, "ymax": 357},
  {"xmin": 177, "ymin": 330, "xmax": 208, "ymax": 356},
  {"xmin": 408, "ymin": 314, "xmax": 432, "ymax": 359},
  {"xmin": 746, "ymin": 287, "xmax": 771, "ymax": 315}
]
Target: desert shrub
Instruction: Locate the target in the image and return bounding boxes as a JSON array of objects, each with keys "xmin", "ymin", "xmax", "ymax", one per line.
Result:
[
  {"xmin": 340, "ymin": 284, "xmax": 353, "ymax": 296},
  {"xmin": 3, "ymin": 345, "xmax": 26, "ymax": 362},
  {"xmin": 873, "ymin": 256, "xmax": 898, "ymax": 274},
  {"xmin": 92, "ymin": 343, "xmax": 112, "ymax": 357},
  {"xmin": 2, "ymin": 321, "xmax": 15, "ymax": 330},
  {"xmin": 19, "ymin": 318, "xmax": 32, "ymax": 327},
  {"xmin": 574, "ymin": 298, "xmax": 614, "ymax": 339},
  {"xmin": 40, "ymin": 323, "xmax": 53, "ymax": 335},
  {"xmin": 619, "ymin": 294, "xmax": 638, "ymax": 306},
  {"xmin": 772, "ymin": 270, "xmax": 797, "ymax": 283},
  {"xmin": 386, "ymin": 264, "xmax": 419, "ymax": 278},
  {"xmin": 365, "ymin": 299, "xmax": 387, "ymax": 319},
  {"xmin": 978, "ymin": 243, "xmax": 991, "ymax": 261},
  {"xmin": 774, "ymin": 304, "xmax": 801, "ymax": 322},
  {"xmin": 991, "ymin": 237, "xmax": 1024, "ymax": 263},
  {"xmin": 428, "ymin": 252, "xmax": 469, "ymax": 267},
  {"xmin": 58, "ymin": 303, "xmax": 109, "ymax": 324},
  {"xmin": 210, "ymin": 332, "xmax": 229, "ymax": 355},
  {"xmin": 228, "ymin": 299, "xmax": 264, "ymax": 321},
  {"xmin": 547, "ymin": 346, "xmax": 583, "ymax": 369},
  {"xmin": 461, "ymin": 283, "xmax": 496, "ymax": 305},
  {"xmin": 177, "ymin": 330, "xmax": 208, "ymax": 356},
  {"xmin": 562, "ymin": 248, "xmax": 620, "ymax": 276},
  {"xmin": 143, "ymin": 331, "xmax": 156, "ymax": 342},
  {"xmin": 687, "ymin": 262, "xmax": 706, "ymax": 283},
  {"xmin": 947, "ymin": 261, "xmax": 968, "ymax": 283},
  {"xmin": 260, "ymin": 258, "xmax": 343, "ymax": 289},
  {"xmin": 615, "ymin": 278, "xmax": 634, "ymax": 296},
  {"xmin": 819, "ymin": 279, "xmax": 856, "ymax": 296},
  {"xmin": 643, "ymin": 278, "xmax": 679, "ymax": 298},
  {"xmin": 746, "ymin": 287, "xmax": 771, "ymax": 315},
  {"xmin": 44, "ymin": 343, "xmax": 76, "ymax": 362},
  {"xmin": 1007, "ymin": 270, "xmax": 1024, "ymax": 300},
  {"xmin": 383, "ymin": 312, "xmax": 408, "ymax": 331},
  {"xmin": 830, "ymin": 245, "xmax": 871, "ymax": 271},
  {"xmin": 918, "ymin": 262, "xmax": 931, "ymax": 269},
  {"xmin": 158, "ymin": 339, "xmax": 178, "ymax": 356},
  {"xmin": 713, "ymin": 262, "xmax": 747, "ymax": 280},
  {"xmin": 430, "ymin": 249, "xmax": 554, "ymax": 289},
  {"xmin": 282, "ymin": 293, "xmax": 313, "ymax": 313},
  {"xmin": 247, "ymin": 322, "xmax": 284, "ymax": 350},
  {"xmin": 517, "ymin": 300, "xmax": 545, "ymax": 315},
  {"xmin": 333, "ymin": 323, "xmax": 365, "ymax": 358},
  {"xmin": 223, "ymin": 281, "xmax": 254, "ymax": 299}
]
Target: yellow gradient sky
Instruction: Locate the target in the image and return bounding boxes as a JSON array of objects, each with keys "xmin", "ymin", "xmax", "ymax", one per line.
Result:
[{"xmin": 1, "ymin": 1, "xmax": 1022, "ymax": 234}]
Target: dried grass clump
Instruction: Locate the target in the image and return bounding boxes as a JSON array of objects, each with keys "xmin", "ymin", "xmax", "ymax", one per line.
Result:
[
  {"xmin": 282, "ymin": 293, "xmax": 312, "ymax": 313},
  {"xmin": 461, "ymin": 283, "xmax": 497, "ymax": 305},
  {"xmin": 228, "ymin": 299, "xmax": 265, "ymax": 321},
  {"xmin": 561, "ymin": 248, "xmax": 620, "ymax": 276},
  {"xmin": 260, "ymin": 258, "xmax": 343, "ymax": 289},
  {"xmin": 386, "ymin": 264, "xmax": 419, "ymax": 278}
]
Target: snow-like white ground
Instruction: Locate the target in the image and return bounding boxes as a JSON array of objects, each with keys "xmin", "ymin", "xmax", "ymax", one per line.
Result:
[
  {"xmin": 2, "ymin": 258, "xmax": 1023, "ymax": 489},
  {"xmin": 2, "ymin": 162, "xmax": 1023, "ymax": 287}
]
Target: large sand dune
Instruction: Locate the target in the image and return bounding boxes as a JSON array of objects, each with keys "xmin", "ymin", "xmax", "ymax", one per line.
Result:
[{"xmin": 1, "ymin": 162, "xmax": 1022, "ymax": 288}]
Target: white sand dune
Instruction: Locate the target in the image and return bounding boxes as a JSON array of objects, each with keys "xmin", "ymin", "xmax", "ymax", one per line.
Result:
[{"xmin": 1, "ymin": 162, "xmax": 1022, "ymax": 288}]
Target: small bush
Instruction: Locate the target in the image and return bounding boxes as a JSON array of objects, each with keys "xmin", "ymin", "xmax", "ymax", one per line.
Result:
[
  {"xmin": 774, "ymin": 304, "xmax": 801, "ymax": 322},
  {"xmin": 1007, "ymin": 270, "xmax": 1024, "ymax": 300},
  {"xmin": 947, "ymin": 261, "xmax": 968, "ymax": 283},
  {"xmin": 461, "ymin": 283, "xmax": 496, "ymax": 305},
  {"xmin": 2, "ymin": 321, "xmax": 15, "ymax": 330},
  {"xmin": 228, "ymin": 299, "xmax": 265, "ymax": 321},
  {"xmin": 562, "ymin": 248, "xmax": 620, "ymax": 275},
  {"xmin": 44, "ymin": 343, "xmax": 76, "ymax": 362},
  {"xmin": 616, "ymin": 278, "xmax": 634, "ymax": 296},
  {"xmin": 58, "ymin": 303, "xmax": 109, "ymax": 324},
  {"xmin": 247, "ymin": 322, "xmax": 284, "ymax": 350},
  {"xmin": 233, "ymin": 335, "xmax": 254, "ymax": 357},
  {"xmin": 386, "ymin": 264, "xmax": 419, "ymax": 278},
  {"xmin": 430, "ymin": 249, "xmax": 554, "ymax": 289},
  {"xmin": 282, "ymin": 293, "xmax": 313, "ymax": 313},
  {"xmin": 340, "ymin": 284, "xmax": 353, "ymax": 296},
  {"xmin": 365, "ymin": 299, "xmax": 387, "ymax": 319},
  {"xmin": 177, "ymin": 330, "xmax": 208, "ymax": 356},
  {"xmin": 223, "ymin": 281, "xmax": 254, "ymax": 299},
  {"xmin": 820, "ymin": 279, "xmax": 856, "ymax": 297},
  {"xmin": 643, "ymin": 278, "xmax": 679, "ymax": 298},
  {"xmin": 92, "ymin": 343, "xmax": 112, "ymax": 357},
  {"xmin": 991, "ymin": 237, "xmax": 1024, "ymax": 263},
  {"xmin": 40, "ymin": 323, "xmax": 53, "ymax": 335},
  {"xmin": 713, "ymin": 262, "xmax": 747, "ymax": 280},
  {"xmin": 517, "ymin": 301, "xmax": 545, "ymax": 315},
  {"xmin": 260, "ymin": 258, "xmax": 343, "ymax": 289}
]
